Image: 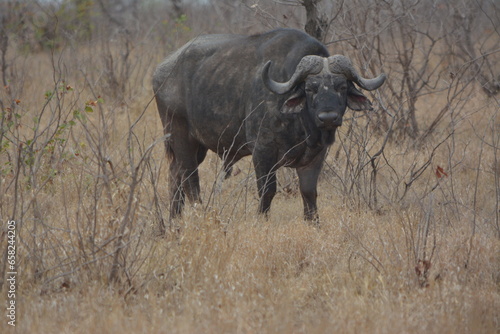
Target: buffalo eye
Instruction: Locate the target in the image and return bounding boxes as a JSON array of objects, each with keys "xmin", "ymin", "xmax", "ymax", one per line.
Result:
[
  {"xmin": 305, "ymin": 82, "xmax": 318, "ymax": 94},
  {"xmin": 335, "ymin": 81, "xmax": 348, "ymax": 93}
]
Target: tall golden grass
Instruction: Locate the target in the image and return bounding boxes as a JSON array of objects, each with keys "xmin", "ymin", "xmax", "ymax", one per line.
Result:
[{"xmin": 1, "ymin": 1, "xmax": 499, "ymax": 333}]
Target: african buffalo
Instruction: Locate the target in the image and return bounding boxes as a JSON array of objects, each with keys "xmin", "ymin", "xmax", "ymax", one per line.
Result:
[{"xmin": 153, "ymin": 28, "xmax": 386, "ymax": 223}]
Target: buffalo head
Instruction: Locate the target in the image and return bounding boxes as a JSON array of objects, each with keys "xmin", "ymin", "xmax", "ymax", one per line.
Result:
[{"xmin": 262, "ymin": 55, "xmax": 386, "ymax": 130}]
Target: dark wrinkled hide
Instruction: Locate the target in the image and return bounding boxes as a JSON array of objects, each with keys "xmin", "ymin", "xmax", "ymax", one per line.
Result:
[{"xmin": 153, "ymin": 28, "xmax": 385, "ymax": 222}]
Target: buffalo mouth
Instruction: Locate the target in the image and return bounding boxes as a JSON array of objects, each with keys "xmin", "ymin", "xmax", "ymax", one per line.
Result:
[
  {"xmin": 317, "ymin": 111, "xmax": 342, "ymax": 129},
  {"xmin": 321, "ymin": 129, "xmax": 336, "ymax": 145}
]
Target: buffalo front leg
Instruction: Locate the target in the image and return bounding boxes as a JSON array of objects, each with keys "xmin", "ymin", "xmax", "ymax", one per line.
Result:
[
  {"xmin": 296, "ymin": 149, "xmax": 326, "ymax": 224},
  {"xmin": 253, "ymin": 155, "xmax": 278, "ymax": 217}
]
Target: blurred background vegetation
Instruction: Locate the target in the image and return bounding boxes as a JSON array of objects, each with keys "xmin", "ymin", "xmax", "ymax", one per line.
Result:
[{"xmin": 2, "ymin": 0, "xmax": 498, "ymax": 138}]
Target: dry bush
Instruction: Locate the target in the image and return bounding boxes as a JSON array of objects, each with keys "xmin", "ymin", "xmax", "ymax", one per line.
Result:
[{"xmin": 0, "ymin": 0, "xmax": 499, "ymax": 333}]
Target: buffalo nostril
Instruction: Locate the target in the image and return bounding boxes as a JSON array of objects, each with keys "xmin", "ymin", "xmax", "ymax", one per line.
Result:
[{"xmin": 318, "ymin": 112, "xmax": 340, "ymax": 123}]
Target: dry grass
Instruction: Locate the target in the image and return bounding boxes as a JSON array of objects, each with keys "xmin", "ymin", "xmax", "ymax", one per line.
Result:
[
  {"xmin": 1, "ymin": 3, "xmax": 500, "ymax": 333},
  {"xmin": 14, "ymin": 202, "xmax": 500, "ymax": 333}
]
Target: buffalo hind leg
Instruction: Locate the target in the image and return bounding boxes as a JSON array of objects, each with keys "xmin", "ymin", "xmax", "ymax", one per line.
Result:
[
  {"xmin": 182, "ymin": 145, "xmax": 207, "ymax": 203},
  {"xmin": 168, "ymin": 147, "xmax": 206, "ymax": 220},
  {"xmin": 168, "ymin": 160, "xmax": 186, "ymax": 219},
  {"xmin": 165, "ymin": 118, "xmax": 206, "ymax": 221}
]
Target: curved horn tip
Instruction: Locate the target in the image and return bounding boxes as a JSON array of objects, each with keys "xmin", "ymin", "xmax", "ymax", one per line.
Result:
[
  {"xmin": 262, "ymin": 60, "xmax": 290, "ymax": 95},
  {"xmin": 262, "ymin": 55, "xmax": 328, "ymax": 95},
  {"xmin": 328, "ymin": 55, "xmax": 387, "ymax": 91},
  {"xmin": 360, "ymin": 73, "xmax": 387, "ymax": 91},
  {"xmin": 378, "ymin": 73, "xmax": 387, "ymax": 83},
  {"xmin": 263, "ymin": 60, "xmax": 272, "ymax": 71}
]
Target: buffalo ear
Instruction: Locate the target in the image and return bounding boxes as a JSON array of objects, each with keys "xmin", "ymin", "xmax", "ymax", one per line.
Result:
[
  {"xmin": 347, "ymin": 83, "xmax": 373, "ymax": 111},
  {"xmin": 281, "ymin": 93, "xmax": 306, "ymax": 114}
]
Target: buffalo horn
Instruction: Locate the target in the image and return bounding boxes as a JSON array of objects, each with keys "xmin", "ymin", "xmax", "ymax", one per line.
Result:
[
  {"xmin": 327, "ymin": 55, "xmax": 386, "ymax": 91},
  {"xmin": 263, "ymin": 55, "xmax": 324, "ymax": 95}
]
